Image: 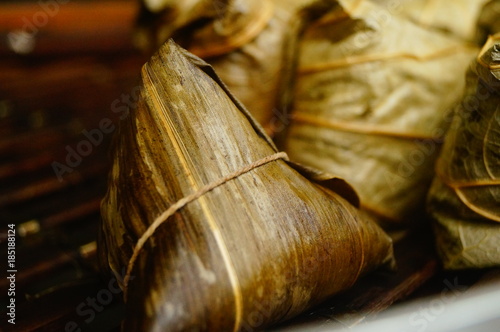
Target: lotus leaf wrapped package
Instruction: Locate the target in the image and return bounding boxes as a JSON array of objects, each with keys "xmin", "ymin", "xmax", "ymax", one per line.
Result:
[
  {"xmin": 427, "ymin": 34, "xmax": 500, "ymax": 270},
  {"xmin": 283, "ymin": 0, "xmax": 478, "ymax": 224}
]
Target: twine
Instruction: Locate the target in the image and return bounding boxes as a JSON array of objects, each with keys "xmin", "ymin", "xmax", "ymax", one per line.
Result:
[{"xmin": 123, "ymin": 151, "xmax": 289, "ymax": 293}]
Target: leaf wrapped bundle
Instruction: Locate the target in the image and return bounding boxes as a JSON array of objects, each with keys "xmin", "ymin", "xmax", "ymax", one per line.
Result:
[
  {"xmin": 427, "ymin": 34, "xmax": 500, "ymax": 270},
  {"xmin": 99, "ymin": 40, "xmax": 394, "ymax": 331},
  {"xmin": 283, "ymin": 0, "xmax": 477, "ymax": 224},
  {"xmin": 135, "ymin": 0, "xmax": 336, "ymax": 132}
]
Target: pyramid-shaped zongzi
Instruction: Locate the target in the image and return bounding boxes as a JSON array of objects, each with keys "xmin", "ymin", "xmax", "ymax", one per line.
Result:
[{"xmin": 99, "ymin": 40, "xmax": 394, "ymax": 331}]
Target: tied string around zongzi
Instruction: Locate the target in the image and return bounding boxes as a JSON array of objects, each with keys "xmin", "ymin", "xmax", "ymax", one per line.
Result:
[{"xmin": 122, "ymin": 151, "xmax": 289, "ymax": 296}]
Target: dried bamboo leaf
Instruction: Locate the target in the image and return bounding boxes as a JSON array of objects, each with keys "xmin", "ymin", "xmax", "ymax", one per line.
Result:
[
  {"xmin": 283, "ymin": 0, "xmax": 478, "ymax": 223},
  {"xmin": 99, "ymin": 40, "xmax": 394, "ymax": 331},
  {"xmin": 371, "ymin": 0, "xmax": 490, "ymax": 41},
  {"xmin": 427, "ymin": 34, "xmax": 500, "ymax": 269},
  {"xmin": 135, "ymin": 0, "xmax": 337, "ymax": 132}
]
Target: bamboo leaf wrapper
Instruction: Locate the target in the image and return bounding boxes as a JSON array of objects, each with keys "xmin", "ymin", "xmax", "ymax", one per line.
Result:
[
  {"xmin": 98, "ymin": 40, "xmax": 394, "ymax": 331},
  {"xmin": 371, "ymin": 0, "xmax": 490, "ymax": 41}
]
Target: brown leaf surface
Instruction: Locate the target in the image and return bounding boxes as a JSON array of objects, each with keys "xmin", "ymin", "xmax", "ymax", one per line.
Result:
[
  {"xmin": 435, "ymin": 35, "xmax": 500, "ymax": 223},
  {"xmin": 99, "ymin": 40, "xmax": 394, "ymax": 331},
  {"xmin": 371, "ymin": 0, "xmax": 490, "ymax": 41},
  {"xmin": 135, "ymin": 0, "xmax": 338, "ymax": 131},
  {"xmin": 428, "ymin": 34, "xmax": 500, "ymax": 269},
  {"xmin": 283, "ymin": 0, "xmax": 478, "ymax": 223}
]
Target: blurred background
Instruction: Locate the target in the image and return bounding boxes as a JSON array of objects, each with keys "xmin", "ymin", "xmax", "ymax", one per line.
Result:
[
  {"xmin": 0, "ymin": 1, "xmax": 499, "ymax": 331},
  {"xmin": 0, "ymin": 1, "xmax": 145, "ymax": 330}
]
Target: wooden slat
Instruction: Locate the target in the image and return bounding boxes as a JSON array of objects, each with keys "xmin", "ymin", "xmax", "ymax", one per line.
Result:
[{"xmin": 0, "ymin": 1, "xmax": 139, "ymax": 56}]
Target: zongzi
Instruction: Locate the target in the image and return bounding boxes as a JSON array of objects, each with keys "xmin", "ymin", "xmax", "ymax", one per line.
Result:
[
  {"xmin": 99, "ymin": 40, "xmax": 394, "ymax": 331},
  {"xmin": 283, "ymin": 0, "xmax": 478, "ymax": 224},
  {"xmin": 427, "ymin": 34, "xmax": 500, "ymax": 270},
  {"xmin": 134, "ymin": 0, "xmax": 340, "ymax": 134}
]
